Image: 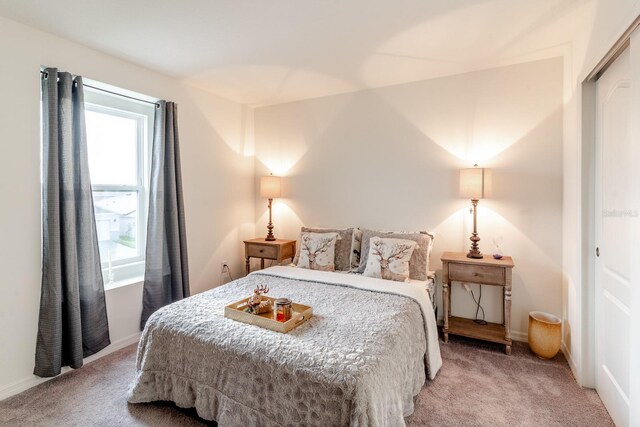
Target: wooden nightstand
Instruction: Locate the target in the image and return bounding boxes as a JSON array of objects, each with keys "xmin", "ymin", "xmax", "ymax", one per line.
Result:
[
  {"xmin": 441, "ymin": 251, "xmax": 515, "ymax": 355},
  {"xmin": 244, "ymin": 238, "xmax": 297, "ymax": 275}
]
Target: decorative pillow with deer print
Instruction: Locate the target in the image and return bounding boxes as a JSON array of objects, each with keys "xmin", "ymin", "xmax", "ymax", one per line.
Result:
[
  {"xmin": 363, "ymin": 237, "xmax": 418, "ymax": 282},
  {"xmin": 296, "ymin": 232, "xmax": 338, "ymax": 272}
]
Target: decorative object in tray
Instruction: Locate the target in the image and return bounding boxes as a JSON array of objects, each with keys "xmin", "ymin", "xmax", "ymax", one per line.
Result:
[
  {"xmin": 224, "ymin": 284, "xmax": 313, "ymax": 333},
  {"xmin": 274, "ymin": 297, "xmax": 293, "ymax": 322},
  {"xmin": 244, "ymin": 284, "xmax": 272, "ymax": 314}
]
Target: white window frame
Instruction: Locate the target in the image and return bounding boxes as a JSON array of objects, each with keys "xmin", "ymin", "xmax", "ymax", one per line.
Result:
[{"xmin": 84, "ymin": 88, "xmax": 155, "ymax": 285}]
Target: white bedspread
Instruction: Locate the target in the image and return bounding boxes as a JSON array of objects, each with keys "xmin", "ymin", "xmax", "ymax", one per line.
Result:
[
  {"xmin": 256, "ymin": 266, "xmax": 442, "ymax": 379},
  {"xmin": 128, "ymin": 266, "xmax": 442, "ymax": 426}
]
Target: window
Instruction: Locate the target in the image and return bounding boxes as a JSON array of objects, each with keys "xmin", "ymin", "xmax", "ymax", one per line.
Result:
[{"xmin": 84, "ymin": 88, "xmax": 155, "ymax": 284}]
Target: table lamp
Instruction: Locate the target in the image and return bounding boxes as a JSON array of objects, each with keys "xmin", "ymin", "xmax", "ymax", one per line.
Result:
[
  {"xmin": 460, "ymin": 165, "xmax": 492, "ymax": 258},
  {"xmin": 260, "ymin": 174, "xmax": 281, "ymax": 241}
]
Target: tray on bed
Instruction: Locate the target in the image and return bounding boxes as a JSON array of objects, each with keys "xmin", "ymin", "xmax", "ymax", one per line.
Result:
[{"xmin": 224, "ymin": 296, "xmax": 313, "ymax": 333}]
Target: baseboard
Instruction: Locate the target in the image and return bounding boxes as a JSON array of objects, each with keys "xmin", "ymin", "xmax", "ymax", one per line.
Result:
[
  {"xmin": 0, "ymin": 332, "xmax": 141, "ymax": 402},
  {"xmin": 83, "ymin": 332, "xmax": 141, "ymax": 365},
  {"xmin": 561, "ymin": 340, "xmax": 578, "ymax": 380},
  {"xmin": 511, "ymin": 330, "xmax": 528, "ymax": 342}
]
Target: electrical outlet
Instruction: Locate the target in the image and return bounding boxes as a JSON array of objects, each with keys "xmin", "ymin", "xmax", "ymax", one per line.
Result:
[{"xmin": 221, "ymin": 261, "xmax": 229, "ymax": 273}]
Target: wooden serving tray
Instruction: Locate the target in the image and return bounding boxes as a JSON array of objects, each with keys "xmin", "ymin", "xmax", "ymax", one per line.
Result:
[{"xmin": 224, "ymin": 296, "xmax": 313, "ymax": 333}]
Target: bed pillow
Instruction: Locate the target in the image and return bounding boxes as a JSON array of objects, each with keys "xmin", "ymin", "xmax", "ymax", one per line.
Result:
[
  {"xmin": 363, "ymin": 237, "xmax": 417, "ymax": 282},
  {"xmin": 292, "ymin": 227, "xmax": 353, "ymax": 271},
  {"xmin": 357, "ymin": 229, "xmax": 434, "ymax": 281},
  {"xmin": 296, "ymin": 232, "xmax": 338, "ymax": 271}
]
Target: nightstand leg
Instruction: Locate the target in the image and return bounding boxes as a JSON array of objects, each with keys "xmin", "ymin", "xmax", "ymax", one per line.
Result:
[
  {"xmin": 245, "ymin": 257, "xmax": 250, "ymax": 276},
  {"xmin": 505, "ymin": 273, "xmax": 512, "ymax": 343},
  {"xmin": 260, "ymin": 259, "xmax": 265, "ymax": 270},
  {"xmin": 442, "ymin": 260, "xmax": 450, "ymax": 343},
  {"xmin": 505, "ymin": 269, "xmax": 512, "ymax": 355},
  {"xmin": 506, "ymin": 344, "xmax": 512, "ymax": 355},
  {"xmin": 443, "ymin": 281, "xmax": 449, "ymax": 338}
]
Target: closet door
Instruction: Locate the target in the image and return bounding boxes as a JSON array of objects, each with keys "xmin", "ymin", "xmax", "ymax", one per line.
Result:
[{"xmin": 595, "ymin": 46, "xmax": 632, "ymax": 427}]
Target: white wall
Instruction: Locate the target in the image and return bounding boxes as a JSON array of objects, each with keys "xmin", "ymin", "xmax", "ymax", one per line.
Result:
[
  {"xmin": 0, "ymin": 16, "xmax": 255, "ymax": 398},
  {"xmin": 254, "ymin": 58, "xmax": 564, "ymax": 340}
]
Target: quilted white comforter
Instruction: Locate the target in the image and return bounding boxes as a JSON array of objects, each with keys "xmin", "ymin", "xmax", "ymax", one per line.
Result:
[{"xmin": 127, "ymin": 266, "xmax": 442, "ymax": 426}]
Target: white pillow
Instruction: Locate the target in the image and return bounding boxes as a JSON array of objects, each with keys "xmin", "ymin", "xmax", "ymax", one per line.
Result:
[
  {"xmin": 296, "ymin": 232, "xmax": 338, "ymax": 271},
  {"xmin": 363, "ymin": 236, "xmax": 418, "ymax": 282},
  {"xmin": 357, "ymin": 229, "xmax": 433, "ymax": 280}
]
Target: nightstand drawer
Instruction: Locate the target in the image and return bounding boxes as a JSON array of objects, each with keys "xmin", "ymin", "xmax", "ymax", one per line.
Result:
[
  {"xmin": 247, "ymin": 244, "xmax": 278, "ymax": 259},
  {"xmin": 449, "ymin": 263, "xmax": 504, "ymax": 285}
]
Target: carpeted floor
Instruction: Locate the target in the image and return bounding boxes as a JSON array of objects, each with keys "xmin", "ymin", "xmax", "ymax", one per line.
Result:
[{"xmin": 0, "ymin": 337, "xmax": 613, "ymax": 427}]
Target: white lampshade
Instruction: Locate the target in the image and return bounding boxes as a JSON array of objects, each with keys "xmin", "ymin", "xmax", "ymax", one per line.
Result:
[
  {"xmin": 260, "ymin": 175, "xmax": 281, "ymax": 199},
  {"xmin": 459, "ymin": 167, "xmax": 492, "ymax": 199}
]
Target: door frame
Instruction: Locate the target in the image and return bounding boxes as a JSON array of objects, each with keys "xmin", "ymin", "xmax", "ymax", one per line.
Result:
[{"xmin": 581, "ymin": 16, "xmax": 640, "ymax": 426}]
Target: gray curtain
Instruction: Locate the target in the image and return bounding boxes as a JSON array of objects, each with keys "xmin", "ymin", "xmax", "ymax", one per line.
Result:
[
  {"xmin": 141, "ymin": 101, "xmax": 190, "ymax": 329},
  {"xmin": 35, "ymin": 68, "xmax": 110, "ymax": 377}
]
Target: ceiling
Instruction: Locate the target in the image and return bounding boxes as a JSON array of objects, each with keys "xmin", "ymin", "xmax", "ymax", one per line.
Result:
[{"xmin": 0, "ymin": 0, "xmax": 589, "ymax": 106}]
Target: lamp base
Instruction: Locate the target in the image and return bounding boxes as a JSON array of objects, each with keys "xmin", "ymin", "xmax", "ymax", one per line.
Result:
[
  {"xmin": 467, "ymin": 199, "xmax": 483, "ymax": 258},
  {"xmin": 466, "ymin": 249, "xmax": 483, "ymax": 259},
  {"xmin": 265, "ymin": 198, "xmax": 276, "ymax": 241},
  {"xmin": 467, "ymin": 235, "xmax": 483, "ymax": 258}
]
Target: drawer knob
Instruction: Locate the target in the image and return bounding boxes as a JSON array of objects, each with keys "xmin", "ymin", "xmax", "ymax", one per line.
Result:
[
  {"xmin": 472, "ymin": 272, "xmax": 479, "ymax": 276},
  {"xmin": 259, "ymin": 249, "xmax": 264, "ymax": 253}
]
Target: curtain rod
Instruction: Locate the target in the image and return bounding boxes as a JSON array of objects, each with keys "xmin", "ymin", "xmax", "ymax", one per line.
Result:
[{"xmin": 40, "ymin": 70, "xmax": 160, "ymax": 107}]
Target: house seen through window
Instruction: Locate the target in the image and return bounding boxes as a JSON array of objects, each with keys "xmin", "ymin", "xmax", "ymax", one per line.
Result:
[{"xmin": 84, "ymin": 87, "xmax": 155, "ymax": 283}]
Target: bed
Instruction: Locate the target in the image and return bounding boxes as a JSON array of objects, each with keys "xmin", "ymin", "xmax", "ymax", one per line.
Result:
[{"xmin": 127, "ymin": 266, "xmax": 442, "ymax": 426}]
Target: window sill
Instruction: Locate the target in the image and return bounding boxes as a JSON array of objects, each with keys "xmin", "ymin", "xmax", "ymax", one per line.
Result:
[{"xmin": 104, "ymin": 275, "xmax": 144, "ymax": 291}]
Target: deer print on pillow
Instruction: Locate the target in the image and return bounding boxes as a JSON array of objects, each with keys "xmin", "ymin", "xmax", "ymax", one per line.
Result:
[
  {"xmin": 363, "ymin": 236, "xmax": 418, "ymax": 282},
  {"xmin": 296, "ymin": 232, "xmax": 338, "ymax": 271}
]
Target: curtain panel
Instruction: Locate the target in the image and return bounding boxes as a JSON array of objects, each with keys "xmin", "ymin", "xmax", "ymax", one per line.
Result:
[
  {"xmin": 141, "ymin": 101, "xmax": 190, "ymax": 329},
  {"xmin": 35, "ymin": 68, "xmax": 110, "ymax": 377}
]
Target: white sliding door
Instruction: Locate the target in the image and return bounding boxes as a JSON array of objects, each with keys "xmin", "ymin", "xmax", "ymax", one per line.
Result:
[{"xmin": 595, "ymin": 46, "xmax": 632, "ymax": 427}]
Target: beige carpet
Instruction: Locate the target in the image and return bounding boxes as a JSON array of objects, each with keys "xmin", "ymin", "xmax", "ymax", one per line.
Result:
[{"xmin": 0, "ymin": 337, "xmax": 613, "ymax": 427}]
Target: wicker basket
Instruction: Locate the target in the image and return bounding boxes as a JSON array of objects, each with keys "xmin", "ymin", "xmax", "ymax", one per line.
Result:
[{"xmin": 224, "ymin": 296, "xmax": 313, "ymax": 333}]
